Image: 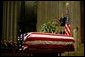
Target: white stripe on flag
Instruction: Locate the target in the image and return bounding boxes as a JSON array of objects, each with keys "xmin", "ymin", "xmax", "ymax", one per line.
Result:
[
  {"xmin": 28, "ymin": 34, "xmax": 74, "ymax": 39},
  {"xmin": 25, "ymin": 41, "xmax": 74, "ymax": 45},
  {"xmin": 65, "ymin": 24, "xmax": 71, "ymax": 33}
]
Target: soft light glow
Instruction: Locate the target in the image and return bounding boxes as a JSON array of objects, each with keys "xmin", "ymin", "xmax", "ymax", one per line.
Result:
[
  {"xmin": 66, "ymin": 2, "xmax": 69, "ymax": 6},
  {"xmin": 19, "ymin": 48, "xmax": 22, "ymax": 51}
]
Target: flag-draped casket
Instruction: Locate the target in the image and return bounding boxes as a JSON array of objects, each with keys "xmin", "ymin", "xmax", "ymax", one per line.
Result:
[{"xmin": 23, "ymin": 32, "xmax": 75, "ymax": 53}]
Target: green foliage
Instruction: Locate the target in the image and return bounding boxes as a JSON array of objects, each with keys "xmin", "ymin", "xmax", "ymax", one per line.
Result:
[{"xmin": 39, "ymin": 20, "xmax": 60, "ymax": 33}]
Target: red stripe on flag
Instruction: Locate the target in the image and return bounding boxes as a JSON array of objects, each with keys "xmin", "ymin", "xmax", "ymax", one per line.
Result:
[
  {"xmin": 65, "ymin": 25, "xmax": 71, "ymax": 36},
  {"xmin": 24, "ymin": 38, "xmax": 75, "ymax": 42},
  {"xmin": 24, "ymin": 44, "xmax": 74, "ymax": 50},
  {"xmin": 64, "ymin": 24, "xmax": 72, "ymax": 36}
]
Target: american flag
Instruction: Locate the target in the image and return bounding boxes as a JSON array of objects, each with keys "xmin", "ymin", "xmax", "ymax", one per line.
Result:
[
  {"xmin": 64, "ymin": 2, "xmax": 72, "ymax": 36},
  {"xmin": 18, "ymin": 33, "xmax": 27, "ymax": 51},
  {"xmin": 64, "ymin": 17, "xmax": 72, "ymax": 36},
  {"xmin": 23, "ymin": 32, "xmax": 75, "ymax": 52}
]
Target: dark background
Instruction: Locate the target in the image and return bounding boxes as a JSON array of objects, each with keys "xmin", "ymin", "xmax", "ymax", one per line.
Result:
[
  {"xmin": 18, "ymin": 1, "xmax": 37, "ymax": 34},
  {"xmin": 0, "ymin": 1, "xmax": 3, "ymax": 40}
]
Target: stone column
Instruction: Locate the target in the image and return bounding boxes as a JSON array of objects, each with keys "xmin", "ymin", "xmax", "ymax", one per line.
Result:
[
  {"xmin": 2, "ymin": 1, "xmax": 6, "ymax": 40},
  {"xmin": 2, "ymin": 1, "xmax": 21, "ymax": 42},
  {"xmin": 10, "ymin": 1, "xmax": 13, "ymax": 41},
  {"xmin": 14, "ymin": 1, "xmax": 17, "ymax": 42},
  {"xmin": 6, "ymin": 1, "xmax": 10, "ymax": 41},
  {"xmin": 37, "ymin": 1, "xmax": 60, "ymax": 31}
]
